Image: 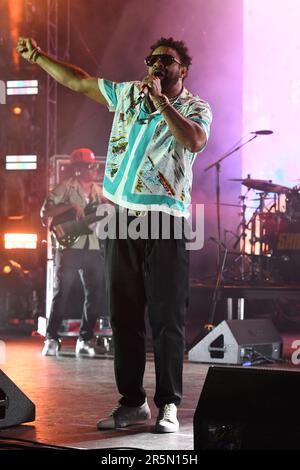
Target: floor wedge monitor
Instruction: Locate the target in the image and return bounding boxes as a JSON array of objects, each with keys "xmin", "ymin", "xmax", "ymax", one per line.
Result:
[
  {"xmin": 188, "ymin": 319, "xmax": 282, "ymax": 364},
  {"xmin": 0, "ymin": 369, "xmax": 35, "ymax": 428}
]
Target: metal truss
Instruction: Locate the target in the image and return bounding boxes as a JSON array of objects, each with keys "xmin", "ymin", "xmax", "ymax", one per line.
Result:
[{"xmin": 46, "ymin": 0, "xmax": 58, "ymax": 163}]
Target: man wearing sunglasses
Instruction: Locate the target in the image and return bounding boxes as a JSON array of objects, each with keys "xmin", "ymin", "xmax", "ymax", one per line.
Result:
[{"xmin": 17, "ymin": 36, "xmax": 212, "ymax": 433}]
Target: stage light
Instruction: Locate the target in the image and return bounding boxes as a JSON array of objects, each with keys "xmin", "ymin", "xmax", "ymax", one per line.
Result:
[
  {"xmin": 2, "ymin": 265, "xmax": 12, "ymax": 275},
  {"xmin": 11, "ymin": 105, "xmax": 23, "ymax": 116},
  {"xmin": 8, "ymin": 0, "xmax": 23, "ymax": 67},
  {"xmin": 0, "ymin": 80, "xmax": 6, "ymax": 104},
  {"xmin": 0, "ymin": 259, "xmax": 23, "ymax": 276},
  {"xmin": 6, "ymin": 80, "xmax": 39, "ymax": 95},
  {"xmin": 7, "ymin": 215, "xmax": 24, "ymax": 221},
  {"xmin": 4, "ymin": 233, "xmax": 38, "ymax": 250},
  {"xmin": 5, "ymin": 155, "xmax": 37, "ymax": 170}
]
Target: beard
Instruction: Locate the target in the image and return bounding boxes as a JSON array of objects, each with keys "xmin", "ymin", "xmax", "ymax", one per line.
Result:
[{"xmin": 160, "ymin": 70, "xmax": 181, "ymax": 92}]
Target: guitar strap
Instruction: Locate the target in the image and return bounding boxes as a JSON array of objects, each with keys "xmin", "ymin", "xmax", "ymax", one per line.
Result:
[
  {"xmin": 83, "ymin": 235, "xmax": 89, "ymax": 250},
  {"xmin": 82, "ymin": 192, "xmax": 101, "ymax": 249},
  {"xmin": 83, "ymin": 195, "xmax": 93, "ymax": 250}
]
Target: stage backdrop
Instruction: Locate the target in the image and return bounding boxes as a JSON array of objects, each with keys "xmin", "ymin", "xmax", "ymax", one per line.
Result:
[{"xmin": 243, "ymin": 0, "xmax": 300, "ymax": 189}]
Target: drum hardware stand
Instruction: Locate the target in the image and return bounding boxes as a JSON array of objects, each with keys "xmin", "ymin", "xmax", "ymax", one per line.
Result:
[
  {"xmin": 248, "ymin": 193, "xmax": 266, "ymax": 282},
  {"xmin": 226, "ymin": 173, "xmax": 292, "ymax": 284},
  {"xmin": 224, "ymin": 192, "xmax": 270, "ymax": 283},
  {"xmin": 222, "ymin": 193, "xmax": 253, "ymax": 283},
  {"xmin": 247, "ymin": 191, "xmax": 280, "ymax": 284},
  {"xmin": 231, "ymin": 194, "xmax": 250, "ymax": 281},
  {"xmin": 204, "ymin": 134, "xmax": 258, "ymax": 268},
  {"xmin": 258, "ymin": 192, "xmax": 268, "ymax": 257}
]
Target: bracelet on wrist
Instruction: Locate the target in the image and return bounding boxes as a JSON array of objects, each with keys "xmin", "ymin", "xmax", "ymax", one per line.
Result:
[
  {"xmin": 28, "ymin": 46, "xmax": 41, "ymax": 64},
  {"xmin": 153, "ymin": 94, "xmax": 170, "ymax": 111},
  {"xmin": 157, "ymin": 103, "xmax": 170, "ymax": 113}
]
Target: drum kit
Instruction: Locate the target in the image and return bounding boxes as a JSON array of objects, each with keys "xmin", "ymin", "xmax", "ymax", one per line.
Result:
[{"xmin": 228, "ymin": 177, "xmax": 300, "ymax": 284}]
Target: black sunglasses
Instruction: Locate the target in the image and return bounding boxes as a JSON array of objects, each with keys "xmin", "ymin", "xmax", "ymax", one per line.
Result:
[
  {"xmin": 77, "ymin": 163, "xmax": 98, "ymax": 169},
  {"xmin": 87, "ymin": 163, "xmax": 99, "ymax": 169},
  {"xmin": 144, "ymin": 54, "xmax": 182, "ymax": 67}
]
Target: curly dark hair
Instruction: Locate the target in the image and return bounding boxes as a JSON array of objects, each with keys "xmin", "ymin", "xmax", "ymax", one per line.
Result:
[{"xmin": 149, "ymin": 37, "xmax": 192, "ymax": 68}]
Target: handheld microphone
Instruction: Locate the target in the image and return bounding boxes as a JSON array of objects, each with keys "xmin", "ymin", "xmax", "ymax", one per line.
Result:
[
  {"xmin": 134, "ymin": 69, "xmax": 165, "ymax": 107},
  {"xmin": 250, "ymin": 130, "xmax": 273, "ymax": 135}
]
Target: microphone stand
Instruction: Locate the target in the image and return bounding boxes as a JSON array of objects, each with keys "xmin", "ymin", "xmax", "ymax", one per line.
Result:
[
  {"xmin": 204, "ymin": 134, "xmax": 258, "ymax": 267},
  {"xmin": 205, "ymin": 238, "xmax": 228, "ymax": 330},
  {"xmin": 186, "ymin": 239, "xmax": 228, "ymax": 348}
]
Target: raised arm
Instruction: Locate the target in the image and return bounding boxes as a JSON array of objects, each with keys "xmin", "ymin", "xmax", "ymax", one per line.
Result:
[{"xmin": 16, "ymin": 37, "xmax": 107, "ymax": 105}]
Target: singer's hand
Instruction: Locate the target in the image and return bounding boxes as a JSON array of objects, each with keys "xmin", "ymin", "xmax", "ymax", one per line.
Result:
[
  {"xmin": 140, "ymin": 74, "xmax": 162, "ymax": 99},
  {"xmin": 16, "ymin": 37, "xmax": 37, "ymax": 61}
]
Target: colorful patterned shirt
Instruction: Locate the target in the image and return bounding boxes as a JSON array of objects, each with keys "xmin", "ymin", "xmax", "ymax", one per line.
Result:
[{"xmin": 98, "ymin": 79, "xmax": 212, "ymax": 217}]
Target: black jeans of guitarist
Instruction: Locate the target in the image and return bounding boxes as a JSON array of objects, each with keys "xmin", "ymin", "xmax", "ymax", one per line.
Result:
[
  {"xmin": 105, "ymin": 211, "xmax": 190, "ymax": 408},
  {"xmin": 46, "ymin": 248, "xmax": 106, "ymax": 341}
]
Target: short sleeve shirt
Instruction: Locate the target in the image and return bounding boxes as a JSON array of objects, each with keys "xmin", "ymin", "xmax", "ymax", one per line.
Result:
[{"xmin": 98, "ymin": 79, "xmax": 212, "ymax": 217}]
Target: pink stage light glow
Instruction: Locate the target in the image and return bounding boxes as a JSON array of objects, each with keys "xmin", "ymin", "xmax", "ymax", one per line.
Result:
[{"xmin": 243, "ymin": 0, "xmax": 300, "ymax": 190}]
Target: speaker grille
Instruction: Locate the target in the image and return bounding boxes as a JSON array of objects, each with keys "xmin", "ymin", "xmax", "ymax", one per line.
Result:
[{"xmin": 194, "ymin": 366, "xmax": 300, "ymax": 449}]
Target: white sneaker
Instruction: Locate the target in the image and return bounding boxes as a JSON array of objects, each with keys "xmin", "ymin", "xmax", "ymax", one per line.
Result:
[
  {"xmin": 42, "ymin": 339, "xmax": 61, "ymax": 357},
  {"xmin": 155, "ymin": 403, "xmax": 179, "ymax": 433},
  {"xmin": 97, "ymin": 401, "xmax": 151, "ymax": 430},
  {"xmin": 75, "ymin": 338, "xmax": 96, "ymax": 357}
]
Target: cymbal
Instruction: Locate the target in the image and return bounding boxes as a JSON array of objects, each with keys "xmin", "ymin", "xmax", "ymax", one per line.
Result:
[
  {"xmin": 206, "ymin": 202, "xmax": 257, "ymax": 209},
  {"xmin": 228, "ymin": 178, "xmax": 290, "ymax": 193},
  {"xmin": 249, "ymin": 197, "xmax": 274, "ymax": 201}
]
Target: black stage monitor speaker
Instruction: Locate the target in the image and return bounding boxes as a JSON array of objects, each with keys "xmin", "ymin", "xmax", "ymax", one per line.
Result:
[
  {"xmin": 194, "ymin": 366, "xmax": 300, "ymax": 450},
  {"xmin": 0, "ymin": 370, "xmax": 35, "ymax": 428},
  {"xmin": 188, "ymin": 319, "xmax": 282, "ymax": 364}
]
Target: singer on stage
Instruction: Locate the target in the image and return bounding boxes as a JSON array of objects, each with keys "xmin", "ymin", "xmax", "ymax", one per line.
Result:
[{"xmin": 16, "ymin": 36, "xmax": 212, "ymax": 433}]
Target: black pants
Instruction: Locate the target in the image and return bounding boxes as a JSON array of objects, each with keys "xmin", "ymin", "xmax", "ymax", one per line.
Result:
[
  {"xmin": 105, "ymin": 212, "xmax": 189, "ymax": 408},
  {"xmin": 46, "ymin": 248, "xmax": 106, "ymax": 341}
]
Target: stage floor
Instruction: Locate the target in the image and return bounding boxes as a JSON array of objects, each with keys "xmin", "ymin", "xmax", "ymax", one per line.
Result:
[{"xmin": 0, "ymin": 334, "xmax": 299, "ymax": 451}]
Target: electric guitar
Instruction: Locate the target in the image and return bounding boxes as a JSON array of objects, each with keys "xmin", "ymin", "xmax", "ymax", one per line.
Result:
[{"xmin": 50, "ymin": 202, "xmax": 102, "ymax": 248}]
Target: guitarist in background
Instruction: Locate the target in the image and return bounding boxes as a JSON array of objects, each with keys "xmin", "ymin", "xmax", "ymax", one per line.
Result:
[{"xmin": 40, "ymin": 148, "xmax": 105, "ymax": 357}]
